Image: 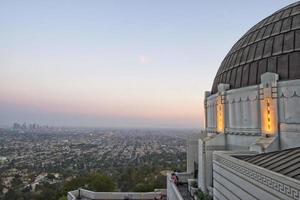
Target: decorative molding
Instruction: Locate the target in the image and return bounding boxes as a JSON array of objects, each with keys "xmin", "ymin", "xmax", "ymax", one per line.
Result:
[
  {"xmin": 214, "ymin": 154, "xmax": 300, "ymax": 199},
  {"xmin": 225, "ymin": 131, "xmax": 260, "ymax": 136},
  {"xmin": 204, "ymin": 129, "xmax": 260, "ymax": 136},
  {"xmin": 279, "ymin": 91, "xmax": 300, "ymax": 98}
]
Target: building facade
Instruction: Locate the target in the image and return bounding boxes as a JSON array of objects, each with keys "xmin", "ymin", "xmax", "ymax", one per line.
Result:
[{"xmin": 168, "ymin": 2, "xmax": 300, "ymax": 200}]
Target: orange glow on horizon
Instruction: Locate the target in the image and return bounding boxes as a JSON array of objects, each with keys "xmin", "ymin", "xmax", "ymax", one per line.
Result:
[{"xmin": 0, "ymin": 91, "xmax": 204, "ymax": 127}]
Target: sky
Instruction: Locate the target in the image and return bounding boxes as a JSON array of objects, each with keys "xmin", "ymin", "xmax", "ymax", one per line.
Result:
[{"xmin": 0, "ymin": 0, "xmax": 297, "ymax": 129}]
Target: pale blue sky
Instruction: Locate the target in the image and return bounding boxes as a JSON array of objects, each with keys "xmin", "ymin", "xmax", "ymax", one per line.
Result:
[{"xmin": 0, "ymin": 0, "xmax": 297, "ymax": 128}]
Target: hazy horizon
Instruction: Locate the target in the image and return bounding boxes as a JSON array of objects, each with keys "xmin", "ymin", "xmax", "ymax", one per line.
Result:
[{"xmin": 0, "ymin": 0, "xmax": 297, "ymax": 128}]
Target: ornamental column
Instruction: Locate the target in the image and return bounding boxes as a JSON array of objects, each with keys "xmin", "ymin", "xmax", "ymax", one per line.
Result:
[
  {"xmin": 216, "ymin": 84, "xmax": 230, "ymax": 134},
  {"xmin": 259, "ymin": 72, "xmax": 279, "ymax": 137}
]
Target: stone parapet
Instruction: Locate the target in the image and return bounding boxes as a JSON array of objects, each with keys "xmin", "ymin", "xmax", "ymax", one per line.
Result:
[{"xmin": 213, "ymin": 151, "xmax": 300, "ymax": 200}]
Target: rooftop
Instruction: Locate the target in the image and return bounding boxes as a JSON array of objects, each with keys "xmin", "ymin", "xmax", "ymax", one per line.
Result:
[{"xmin": 235, "ymin": 147, "xmax": 300, "ymax": 181}]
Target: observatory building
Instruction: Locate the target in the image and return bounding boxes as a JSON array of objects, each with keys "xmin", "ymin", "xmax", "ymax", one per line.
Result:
[
  {"xmin": 68, "ymin": 1, "xmax": 300, "ymax": 200},
  {"xmin": 167, "ymin": 1, "xmax": 300, "ymax": 200}
]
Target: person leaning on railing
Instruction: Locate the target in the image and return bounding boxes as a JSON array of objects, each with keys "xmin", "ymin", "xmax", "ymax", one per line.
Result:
[{"xmin": 171, "ymin": 173, "xmax": 178, "ymax": 186}]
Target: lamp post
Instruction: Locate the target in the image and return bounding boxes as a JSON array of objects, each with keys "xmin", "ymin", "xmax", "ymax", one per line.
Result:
[{"xmin": 77, "ymin": 188, "xmax": 82, "ymax": 200}]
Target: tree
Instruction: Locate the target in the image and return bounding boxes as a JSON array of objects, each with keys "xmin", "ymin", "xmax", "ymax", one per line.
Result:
[
  {"xmin": 46, "ymin": 174, "xmax": 55, "ymax": 181},
  {"xmin": 58, "ymin": 196, "xmax": 67, "ymax": 200},
  {"xmin": 133, "ymin": 183, "xmax": 153, "ymax": 192},
  {"xmin": 11, "ymin": 177, "xmax": 23, "ymax": 190},
  {"xmin": 87, "ymin": 173, "xmax": 114, "ymax": 192},
  {"xmin": 63, "ymin": 172, "xmax": 114, "ymax": 194},
  {"xmin": 4, "ymin": 189, "xmax": 22, "ymax": 200},
  {"xmin": 63, "ymin": 176, "xmax": 88, "ymax": 193}
]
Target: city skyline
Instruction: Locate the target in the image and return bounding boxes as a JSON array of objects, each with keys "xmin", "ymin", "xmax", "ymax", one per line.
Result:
[{"xmin": 0, "ymin": 0, "xmax": 297, "ymax": 128}]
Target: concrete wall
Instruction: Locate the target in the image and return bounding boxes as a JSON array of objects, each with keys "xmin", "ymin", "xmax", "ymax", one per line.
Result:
[
  {"xmin": 198, "ymin": 134, "xmax": 226, "ymax": 193},
  {"xmin": 67, "ymin": 189, "xmax": 163, "ymax": 200},
  {"xmin": 206, "ymin": 94, "xmax": 218, "ymax": 130},
  {"xmin": 213, "ymin": 151, "xmax": 300, "ymax": 200},
  {"xmin": 226, "ymin": 85, "xmax": 260, "ymax": 131},
  {"xmin": 205, "ymin": 77, "xmax": 300, "ymax": 149},
  {"xmin": 277, "ymin": 79, "xmax": 300, "ymax": 149},
  {"xmin": 166, "ymin": 173, "xmax": 184, "ymax": 200},
  {"xmin": 278, "ymin": 79, "xmax": 300, "ymax": 124},
  {"xmin": 280, "ymin": 123, "xmax": 300, "ymax": 149},
  {"xmin": 226, "ymin": 134, "xmax": 258, "ymax": 150},
  {"xmin": 187, "ymin": 134, "xmax": 200, "ymax": 173},
  {"xmin": 206, "ymin": 85, "xmax": 261, "ymax": 135}
]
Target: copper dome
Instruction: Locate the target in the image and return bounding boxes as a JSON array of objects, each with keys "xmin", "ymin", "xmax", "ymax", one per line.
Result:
[{"xmin": 212, "ymin": 1, "xmax": 300, "ymax": 94}]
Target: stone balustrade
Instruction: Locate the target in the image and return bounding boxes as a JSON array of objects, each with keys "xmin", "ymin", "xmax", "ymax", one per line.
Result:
[
  {"xmin": 213, "ymin": 151, "xmax": 300, "ymax": 200},
  {"xmin": 67, "ymin": 188, "xmax": 164, "ymax": 200}
]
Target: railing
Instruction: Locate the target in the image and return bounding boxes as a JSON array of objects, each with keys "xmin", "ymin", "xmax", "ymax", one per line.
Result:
[
  {"xmin": 67, "ymin": 188, "xmax": 164, "ymax": 200},
  {"xmin": 67, "ymin": 190, "xmax": 77, "ymax": 200},
  {"xmin": 175, "ymin": 172, "xmax": 194, "ymax": 183},
  {"xmin": 166, "ymin": 173, "xmax": 184, "ymax": 200}
]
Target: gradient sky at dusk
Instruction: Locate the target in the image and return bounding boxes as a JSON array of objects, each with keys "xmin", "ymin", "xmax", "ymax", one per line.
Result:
[{"xmin": 0, "ymin": 0, "xmax": 297, "ymax": 128}]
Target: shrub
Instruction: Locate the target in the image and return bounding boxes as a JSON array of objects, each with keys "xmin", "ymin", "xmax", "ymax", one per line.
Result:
[{"xmin": 194, "ymin": 189, "xmax": 212, "ymax": 200}]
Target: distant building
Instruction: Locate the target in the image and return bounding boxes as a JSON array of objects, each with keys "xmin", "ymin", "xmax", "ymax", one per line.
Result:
[
  {"xmin": 13, "ymin": 123, "xmax": 21, "ymax": 129},
  {"xmin": 168, "ymin": 1, "xmax": 300, "ymax": 200}
]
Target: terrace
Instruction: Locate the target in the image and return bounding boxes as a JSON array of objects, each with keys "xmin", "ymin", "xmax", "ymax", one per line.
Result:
[{"xmin": 166, "ymin": 172, "xmax": 198, "ymax": 200}]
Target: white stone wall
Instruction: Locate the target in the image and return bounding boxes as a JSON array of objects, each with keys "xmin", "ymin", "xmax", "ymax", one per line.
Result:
[
  {"xmin": 280, "ymin": 123, "xmax": 300, "ymax": 149},
  {"xmin": 276, "ymin": 79, "xmax": 300, "ymax": 149},
  {"xmin": 206, "ymin": 94, "xmax": 217, "ymax": 130},
  {"xmin": 226, "ymin": 86, "xmax": 260, "ymax": 131},
  {"xmin": 198, "ymin": 134, "xmax": 226, "ymax": 193},
  {"xmin": 226, "ymin": 135, "xmax": 258, "ymax": 150},
  {"xmin": 213, "ymin": 151, "xmax": 300, "ymax": 200},
  {"xmin": 207, "ymin": 75, "xmax": 300, "ymax": 134},
  {"xmin": 206, "ymin": 85, "xmax": 261, "ymax": 134},
  {"xmin": 187, "ymin": 135, "xmax": 200, "ymax": 173},
  {"xmin": 278, "ymin": 79, "xmax": 300, "ymax": 124},
  {"xmin": 68, "ymin": 189, "xmax": 163, "ymax": 200}
]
